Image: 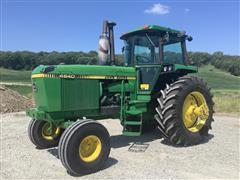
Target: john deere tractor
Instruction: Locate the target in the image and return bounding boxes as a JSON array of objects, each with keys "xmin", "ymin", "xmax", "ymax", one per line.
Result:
[{"xmin": 26, "ymin": 20, "xmax": 214, "ymax": 175}]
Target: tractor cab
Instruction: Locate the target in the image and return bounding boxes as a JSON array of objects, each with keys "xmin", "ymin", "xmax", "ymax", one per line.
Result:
[
  {"xmin": 120, "ymin": 25, "xmax": 192, "ymax": 66},
  {"xmin": 119, "ymin": 25, "xmax": 193, "ymax": 91}
]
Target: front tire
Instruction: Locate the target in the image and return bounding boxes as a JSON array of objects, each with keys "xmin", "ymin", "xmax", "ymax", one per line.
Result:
[
  {"xmin": 155, "ymin": 76, "xmax": 214, "ymax": 146},
  {"xmin": 58, "ymin": 120, "xmax": 110, "ymax": 176},
  {"xmin": 28, "ymin": 119, "xmax": 63, "ymax": 148}
]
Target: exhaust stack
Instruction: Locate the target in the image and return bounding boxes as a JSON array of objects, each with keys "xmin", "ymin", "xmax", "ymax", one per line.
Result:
[{"xmin": 98, "ymin": 20, "xmax": 116, "ymax": 65}]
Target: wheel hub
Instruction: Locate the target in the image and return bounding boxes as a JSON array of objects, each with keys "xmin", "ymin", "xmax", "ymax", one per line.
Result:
[
  {"xmin": 79, "ymin": 135, "xmax": 102, "ymax": 162},
  {"xmin": 183, "ymin": 91, "xmax": 209, "ymax": 132},
  {"xmin": 41, "ymin": 122, "xmax": 60, "ymax": 140}
]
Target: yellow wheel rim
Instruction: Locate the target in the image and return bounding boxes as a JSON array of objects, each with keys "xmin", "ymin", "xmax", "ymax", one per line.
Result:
[
  {"xmin": 182, "ymin": 91, "xmax": 209, "ymax": 133},
  {"xmin": 41, "ymin": 122, "xmax": 60, "ymax": 140},
  {"xmin": 79, "ymin": 135, "xmax": 102, "ymax": 162}
]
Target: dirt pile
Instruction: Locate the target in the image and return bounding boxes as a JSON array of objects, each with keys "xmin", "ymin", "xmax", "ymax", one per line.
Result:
[{"xmin": 0, "ymin": 85, "xmax": 33, "ymax": 113}]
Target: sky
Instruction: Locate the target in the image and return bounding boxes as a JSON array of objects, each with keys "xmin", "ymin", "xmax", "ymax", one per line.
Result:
[{"xmin": 1, "ymin": 0, "xmax": 240, "ymax": 55}]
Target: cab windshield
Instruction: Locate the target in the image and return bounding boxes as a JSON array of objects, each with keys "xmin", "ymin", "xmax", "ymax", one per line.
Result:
[{"xmin": 124, "ymin": 34, "xmax": 160, "ymax": 66}]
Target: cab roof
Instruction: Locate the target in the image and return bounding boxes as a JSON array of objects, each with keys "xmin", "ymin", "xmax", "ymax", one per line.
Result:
[{"xmin": 120, "ymin": 25, "xmax": 181, "ymax": 40}]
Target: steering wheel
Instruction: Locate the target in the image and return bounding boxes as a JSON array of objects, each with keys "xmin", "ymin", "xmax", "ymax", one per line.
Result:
[{"xmin": 136, "ymin": 55, "xmax": 151, "ymax": 64}]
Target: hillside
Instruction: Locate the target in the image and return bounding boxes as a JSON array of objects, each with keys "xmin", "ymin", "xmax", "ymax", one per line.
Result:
[
  {"xmin": 196, "ymin": 65, "xmax": 240, "ymax": 90},
  {"xmin": 1, "ymin": 51, "xmax": 239, "ymax": 75},
  {"xmin": 196, "ymin": 65, "xmax": 240, "ymax": 113}
]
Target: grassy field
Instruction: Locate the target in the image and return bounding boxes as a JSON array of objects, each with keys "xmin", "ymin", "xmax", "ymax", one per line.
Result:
[
  {"xmin": 211, "ymin": 90, "xmax": 240, "ymax": 113},
  {"xmin": 5, "ymin": 85, "xmax": 33, "ymax": 98},
  {"xmin": 0, "ymin": 68, "xmax": 31, "ymax": 83},
  {"xmin": 1, "ymin": 65, "xmax": 239, "ymax": 113},
  {"xmin": 0, "ymin": 68, "xmax": 32, "ymax": 98},
  {"xmin": 196, "ymin": 65, "xmax": 240, "ymax": 90},
  {"xmin": 195, "ymin": 65, "xmax": 240, "ymax": 113}
]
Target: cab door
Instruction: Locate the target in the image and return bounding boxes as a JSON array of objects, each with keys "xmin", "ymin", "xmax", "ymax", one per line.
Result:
[
  {"xmin": 134, "ymin": 42, "xmax": 161, "ymax": 93},
  {"xmin": 136, "ymin": 65, "xmax": 161, "ymax": 93}
]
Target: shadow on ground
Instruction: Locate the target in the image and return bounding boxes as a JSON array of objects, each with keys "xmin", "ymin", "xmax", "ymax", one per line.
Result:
[
  {"xmin": 47, "ymin": 147, "xmax": 59, "ymax": 159},
  {"xmin": 161, "ymin": 134, "xmax": 214, "ymax": 147},
  {"xmin": 110, "ymin": 129, "xmax": 162, "ymax": 148},
  {"xmin": 46, "ymin": 131, "xmax": 214, "ymax": 159},
  {"xmin": 46, "ymin": 147, "xmax": 118, "ymax": 177},
  {"xmin": 45, "ymin": 130, "xmax": 214, "ymax": 176},
  {"xmin": 46, "ymin": 129, "xmax": 162, "ymax": 159},
  {"xmin": 66, "ymin": 157, "xmax": 118, "ymax": 177}
]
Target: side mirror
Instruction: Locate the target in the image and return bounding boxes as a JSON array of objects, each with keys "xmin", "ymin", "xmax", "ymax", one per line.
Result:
[{"xmin": 187, "ymin": 36, "xmax": 193, "ymax": 41}]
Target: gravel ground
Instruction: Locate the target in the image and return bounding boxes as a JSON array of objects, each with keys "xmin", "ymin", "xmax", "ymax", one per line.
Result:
[{"xmin": 1, "ymin": 112, "xmax": 239, "ymax": 179}]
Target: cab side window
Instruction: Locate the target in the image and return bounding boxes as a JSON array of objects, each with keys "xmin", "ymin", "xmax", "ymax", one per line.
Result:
[{"xmin": 163, "ymin": 42, "xmax": 184, "ymax": 64}]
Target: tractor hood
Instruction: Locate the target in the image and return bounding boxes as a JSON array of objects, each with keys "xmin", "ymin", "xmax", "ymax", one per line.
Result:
[{"xmin": 31, "ymin": 65, "xmax": 136, "ymax": 80}]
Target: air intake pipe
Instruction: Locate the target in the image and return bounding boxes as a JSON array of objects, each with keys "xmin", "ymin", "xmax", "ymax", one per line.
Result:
[{"xmin": 98, "ymin": 20, "xmax": 116, "ymax": 65}]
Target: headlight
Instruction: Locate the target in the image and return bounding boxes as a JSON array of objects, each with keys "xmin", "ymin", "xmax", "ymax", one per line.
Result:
[
  {"xmin": 162, "ymin": 65, "xmax": 173, "ymax": 72},
  {"xmin": 32, "ymin": 82, "xmax": 38, "ymax": 92}
]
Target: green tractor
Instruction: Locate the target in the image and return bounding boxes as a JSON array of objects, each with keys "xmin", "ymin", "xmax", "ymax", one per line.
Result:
[{"xmin": 26, "ymin": 20, "xmax": 214, "ymax": 175}]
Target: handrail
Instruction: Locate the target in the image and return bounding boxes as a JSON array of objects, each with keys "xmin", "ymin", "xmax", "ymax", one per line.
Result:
[{"xmin": 120, "ymin": 80, "xmax": 126, "ymax": 123}]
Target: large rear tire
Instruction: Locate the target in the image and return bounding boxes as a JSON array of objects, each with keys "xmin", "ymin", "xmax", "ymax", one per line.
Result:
[
  {"xmin": 155, "ymin": 76, "xmax": 214, "ymax": 146},
  {"xmin": 58, "ymin": 120, "xmax": 110, "ymax": 176}
]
